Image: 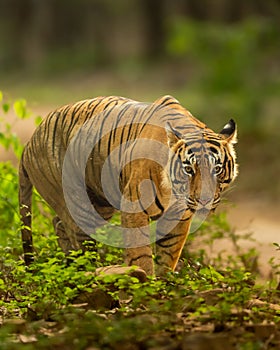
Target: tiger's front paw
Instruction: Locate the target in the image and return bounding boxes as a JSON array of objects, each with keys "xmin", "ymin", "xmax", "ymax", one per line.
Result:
[{"xmin": 155, "ymin": 264, "xmax": 173, "ymax": 277}]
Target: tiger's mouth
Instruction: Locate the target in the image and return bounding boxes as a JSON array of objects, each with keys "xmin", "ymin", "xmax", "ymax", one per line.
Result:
[
  {"xmin": 195, "ymin": 207, "xmax": 211, "ymax": 216},
  {"xmin": 187, "ymin": 196, "xmax": 220, "ymax": 214}
]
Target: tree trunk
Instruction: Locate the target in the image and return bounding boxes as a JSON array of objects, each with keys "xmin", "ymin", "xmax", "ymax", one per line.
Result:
[{"xmin": 141, "ymin": 0, "xmax": 166, "ymax": 60}]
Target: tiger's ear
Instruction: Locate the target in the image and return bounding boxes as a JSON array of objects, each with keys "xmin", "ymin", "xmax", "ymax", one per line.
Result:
[
  {"xmin": 220, "ymin": 119, "xmax": 237, "ymax": 144},
  {"xmin": 165, "ymin": 122, "xmax": 183, "ymax": 148}
]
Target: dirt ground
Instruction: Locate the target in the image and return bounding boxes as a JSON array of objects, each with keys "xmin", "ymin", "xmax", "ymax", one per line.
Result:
[
  {"xmin": 1, "ymin": 110, "xmax": 279, "ymax": 280},
  {"xmin": 226, "ymin": 199, "xmax": 280, "ymax": 278}
]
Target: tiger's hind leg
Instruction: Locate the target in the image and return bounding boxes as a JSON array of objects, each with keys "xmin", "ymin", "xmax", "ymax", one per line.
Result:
[
  {"xmin": 53, "ymin": 217, "xmax": 72, "ymax": 254},
  {"xmin": 52, "ymin": 216, "xmax": 96, "ymax": 254},
  {"xmin": 19, "ymin": 158, "xmax": 34, "ymax": 266}
]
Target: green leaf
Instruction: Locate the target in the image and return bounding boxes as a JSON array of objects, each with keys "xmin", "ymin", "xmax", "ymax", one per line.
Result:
[
  {"xmin": 0, "ymin": 132, "xmax": 8, "ymax": 149},
  {"xmin": 35, "ymin": 116, "xmax": 43, "ymax": 126},
  {"xmin": 0, "ymin": 91, "xmax": 3, "ymax": 102},
  {"xmin": 13, "ymin": 99, "xmax": 27, "ymax": 119},
  {"xmin": 2, "ymin": 103, "xmax": 9, "ymax": 113}
]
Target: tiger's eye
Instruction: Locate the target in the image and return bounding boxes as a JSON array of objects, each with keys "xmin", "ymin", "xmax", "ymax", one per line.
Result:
[
  {"xmin": 183, "ymin": 165, "xmax": 193, "ymax": 175},
  {"xmin": 215, "ymin": 165, "xmax": 222, "ymax": 174}
]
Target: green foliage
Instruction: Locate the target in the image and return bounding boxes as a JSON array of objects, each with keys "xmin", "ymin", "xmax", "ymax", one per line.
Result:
[
  {"xmin": 167, "ymin": 18, "xmax": 280, "ymax": 135},
  {"xmin": 13, "ymin": 99, "xmax": 29, "ymax": 119},
  {"xmin": 0, "ymin": 124, "xmax": 23, "ymax": 160},
  {"xmin": 0, "ymin": 94, "xmax": 31, "ymax": 160},
  {"xmin": 0, "ymin": 92, "xmax": 280, "ymax": 349},
  {"xmin": 168, "ymin": 18, "xmax": 269, "ymax": 89}
]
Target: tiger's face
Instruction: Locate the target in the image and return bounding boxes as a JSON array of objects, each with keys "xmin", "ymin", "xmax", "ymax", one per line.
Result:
[{"xmin": 165, "ymin": 119, "xmax": 238, "ymax": 214}]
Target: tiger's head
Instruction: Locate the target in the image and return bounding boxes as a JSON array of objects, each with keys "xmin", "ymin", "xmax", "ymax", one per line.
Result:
[{"xmin": 164, "ymin": 119, "xmax": 238, "ymax": 214}]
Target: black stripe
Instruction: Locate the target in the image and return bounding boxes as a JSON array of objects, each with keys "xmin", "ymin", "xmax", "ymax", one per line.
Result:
[
  {"xmin": 210, "ymin": 146, "xmax": 219, "ymax": 154},
  {"xmin": 60, "ymin": 104, "xmax": 74, "ymax": 131},
  {"xmin": 61, "ymin": 100, "xmax": 90, "ymax": 143},
  {"xmin": 157, "ymin": 250, "xmax": 174, "ymax": 261},
  {"xmin": 136, "ymin": 185, "xmax": 149, "ymax": 215},
  {"xmin": 63, "ymin": 102, "xmax": 87, "ymax": 141},
  {"xmin": 96, "ymin": 105, "xmax": 118, "ymax": 153},
  {"xmin": 158, "ymin": 96, "xmax": 175, "ymax": 106},
  {"xmin": 43, "ymin": 112, "xmax": 56, "ymax": 145},
  {"xmin": 71, "ymin": 100, "xmax": 89, "ymax": 119},
  {"xmin": 179, "ymin": 215, "xmax": 191, "ymax": 221},
  {"xmin": 156, "ymin": 233, "xmax": 184, "ymax": 248},
  {"xmin": 155, "ymin": 195, "xmax": 164, "ymax": 213},
  {"xmin": 207, "ymin": 139, "xmax": 221, "ymax": 147},
  {"xmin": 88, "ymin": 97, "xmax": 106, "ymax": 115},
  {"xmin": 103, "ymin": 97, "xmax": 123, "ymax": 110},
  {"xmin": 161, "ymin": 100, "xmax": 180, "ymax": 107},
  {"xmin": 129, "ymin": 254, "xmax": 153, "ymax": 265},
  {"xmin": 51, "ymin": 116, "xmax": 61, "ymax": 157}
]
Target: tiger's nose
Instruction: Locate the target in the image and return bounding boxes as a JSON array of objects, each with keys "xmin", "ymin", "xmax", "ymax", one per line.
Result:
[{"xmin": 197, "ymin": 197, "xmax": 213, "ymax": 206}]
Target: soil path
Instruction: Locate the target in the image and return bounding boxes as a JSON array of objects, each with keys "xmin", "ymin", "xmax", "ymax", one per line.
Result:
[{"xmin": 226, "ymin": 199, "xmax": 280, "ymax": 278}]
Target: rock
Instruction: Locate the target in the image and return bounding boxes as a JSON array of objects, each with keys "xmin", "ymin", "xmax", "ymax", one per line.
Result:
[
  {"xmin": 95, "ymin": 265, "xmax": 147, "ymax": 283},
  {"xmin": 72, "ymin": 288, "xmax": 116, "ymax": 310},
  {"xmin": 72, "ymin": 265, "xmax": 147, "ymax": 310}
]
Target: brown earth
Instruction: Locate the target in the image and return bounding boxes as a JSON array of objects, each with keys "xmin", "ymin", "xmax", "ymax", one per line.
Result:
[{"xmin": 226, "ymin": 199, "xmax": 280, "ymax": 278}]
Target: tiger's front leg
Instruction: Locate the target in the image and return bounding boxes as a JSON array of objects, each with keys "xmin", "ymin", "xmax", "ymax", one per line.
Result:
[
  {"xmin": 121, "ymin": 212, "xmax": 154, "ymax": 275},
  {"xmin": 155, "ymin": 209, "xmax": 193, "ymax": 276}
]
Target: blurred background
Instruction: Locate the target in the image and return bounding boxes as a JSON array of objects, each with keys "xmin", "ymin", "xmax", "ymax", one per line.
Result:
[{"xmin": 0, "ymin": 0, "xmax": 280, "ymax": 265}]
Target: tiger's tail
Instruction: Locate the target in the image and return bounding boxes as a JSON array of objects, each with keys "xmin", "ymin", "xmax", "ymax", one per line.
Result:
[{"xmin": 19, "ymin": 156, "xmax": 34, "ymax": 265}]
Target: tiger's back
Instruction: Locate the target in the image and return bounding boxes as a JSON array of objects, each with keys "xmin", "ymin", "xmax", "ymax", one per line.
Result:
[{"xmin": 20, "ymin": 97, "xmax": 129, "ymax": 212}]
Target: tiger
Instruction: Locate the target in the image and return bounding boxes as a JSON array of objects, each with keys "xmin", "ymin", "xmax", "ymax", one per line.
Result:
[{"xmin": 19, "ymin": 95, "xmax": 237, "ymax": 276}]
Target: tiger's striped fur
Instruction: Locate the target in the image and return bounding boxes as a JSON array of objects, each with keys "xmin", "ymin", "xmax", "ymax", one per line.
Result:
[{"xmin": 19, "ymin": 95, "xmax": 237, "ymax": 275}]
